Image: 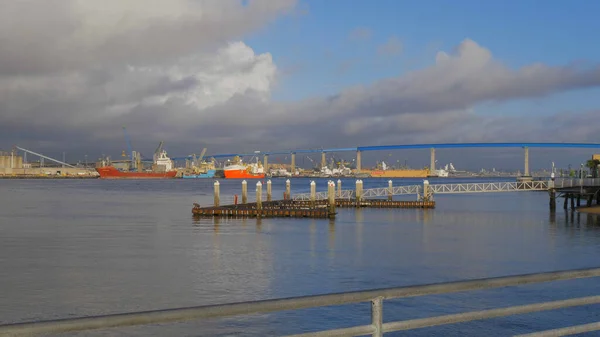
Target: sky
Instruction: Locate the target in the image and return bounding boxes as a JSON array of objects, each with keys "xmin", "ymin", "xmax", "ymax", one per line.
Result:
[{"xmin": 1, "ymin": 0, "xmax": 600, "ymax": 170}]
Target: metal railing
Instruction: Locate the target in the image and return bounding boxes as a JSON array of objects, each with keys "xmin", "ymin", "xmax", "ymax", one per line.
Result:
[
  {"xmin": 430, "ymin": 181, "xmax": 548, "ymax": 194},
  {"xmin": 2, "ymin": 267, "xmax": 600, "ymax": 336},
  {"xmin": 553, "ymin": 178, "xmax": 600, "ymax": 189}
]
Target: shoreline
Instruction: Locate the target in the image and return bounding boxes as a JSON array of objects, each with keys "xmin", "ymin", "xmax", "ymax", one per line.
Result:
[{"xmin": 0, "ymin": 176, "xmax": 98, "ymax": 179}]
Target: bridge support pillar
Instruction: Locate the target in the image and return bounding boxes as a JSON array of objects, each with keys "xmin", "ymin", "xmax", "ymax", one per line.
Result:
[
  {"xmin": 430, "ymin": 148, "xmax": 436, "ymax": 174},
  {"xmin": 524, "ymin": 147, "xmax": 530, "ymax": 177},
  {"xmin": 263, "ymin": 155, "xmax": 269, "ymax": 172},
  {"xmin": 356, "ymin": 150, "xmax": 361, "ymax": 172},
  {"xmin": 291, "ymin": 153, "xmax": 296, "ymax": 174},
  {"xmin": 321, "ymin": 152, "xmax": 326, "ymax": 169},
  {"xmin": 564, "ymin": 194, "xmax": 569, "ymax": 209}
]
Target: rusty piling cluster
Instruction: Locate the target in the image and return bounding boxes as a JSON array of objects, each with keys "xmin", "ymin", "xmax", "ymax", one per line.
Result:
[{"xmin": 192, "ymin": 179, "xmax": 435, "ymax": 219}]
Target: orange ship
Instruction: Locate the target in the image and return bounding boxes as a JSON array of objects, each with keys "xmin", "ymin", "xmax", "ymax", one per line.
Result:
[
  {"xmin": 96, "ymin": 149, "xmax": 178, "ymax": 179},
  {"xmin": 96, "ymin": 166, "xmax": 178, "ymax": 179},
  {"xmin": 224, "ymin": 156, "xmax": 265, "ymax": 179}
]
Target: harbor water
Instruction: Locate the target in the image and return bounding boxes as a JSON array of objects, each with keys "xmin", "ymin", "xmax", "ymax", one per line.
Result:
[{"xmin": 1, "ymin": 178, "xmax": 600, "ymax": 336}]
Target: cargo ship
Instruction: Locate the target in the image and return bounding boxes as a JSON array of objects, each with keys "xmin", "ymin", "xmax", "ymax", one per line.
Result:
[
  {"xmin": 224, "ymin": 156, "xmax": 265, "ymax": 179},
  {"xmin": 182, "ymin": 169, "xmax": 216, "ymax": 179},
  {"xmin": 96, "ymin": 149, "xmax": 177, "ymax": 179},
  {"xmin": 358, "ymin": 161, "xmax": 429, "ymax": 178},
  {"xmin": 181, "ymin": 157, "xmax": 217, "ymax": 179}
]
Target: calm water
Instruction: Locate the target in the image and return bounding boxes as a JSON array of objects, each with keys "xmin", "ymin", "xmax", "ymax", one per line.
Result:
[{"xmin": 2, "ymin": 178, "xmax": 600, "ymax": 336}]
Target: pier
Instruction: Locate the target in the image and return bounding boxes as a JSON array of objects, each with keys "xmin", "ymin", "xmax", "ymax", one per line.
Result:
[
  {"xmin": 193, "ymin": 178, "xmax": 600, "ymax": 218},
  {"xmin": 192, "ymin": 179, "xmax": 435, "ymax": 219}
]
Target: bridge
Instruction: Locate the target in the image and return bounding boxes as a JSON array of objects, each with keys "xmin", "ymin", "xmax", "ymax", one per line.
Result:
[
  {"xmin": 292, "ymin": 178, "xmax": 600, "ymax": 202},
  {"xmin": 193, "ymin": 142, "xmax": 600, "ymax": 178}
]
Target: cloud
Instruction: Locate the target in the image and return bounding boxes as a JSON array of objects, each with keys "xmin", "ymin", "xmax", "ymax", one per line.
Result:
[
  {"xmin": 348, "ymin": 27, "xmax": 372, "ymax": 41},
  {"xmin": 377, "ymin": 36, "xmax": 403, "ymax": 56},
  {"xmin": 0, "ymin": 0, "xmax": 599, "ymax": 171},
  {"xmin": 0, "ymin": 0, "xmax": 296, "ymax": 76}
]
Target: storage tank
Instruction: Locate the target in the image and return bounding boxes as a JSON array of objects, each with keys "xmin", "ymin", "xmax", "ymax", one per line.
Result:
[{"xmin": 15, "ymin": 156, "xmax": 23, "ymax": 168}]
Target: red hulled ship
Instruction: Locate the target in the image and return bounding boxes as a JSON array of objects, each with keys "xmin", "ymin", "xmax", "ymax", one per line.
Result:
[
  {"xmin": 96, "ymin": 149, "xmax": 178, "ymax": 179},
  {"xmin": 223, "ymin": 156, "xmax": 265, "ymax": 179}
]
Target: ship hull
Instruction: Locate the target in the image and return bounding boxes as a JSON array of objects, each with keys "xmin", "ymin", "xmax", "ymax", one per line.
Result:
[
  {"xmin": 224, "ymin": 169, "xmax": 265, "ymax": 179},
  {"xmin": 96, "ymin": 166, "xmax": 178, "ymax": 179},
  {"xmin": 359, "ymin": 169, "xmax": 429, "ymax": 178},
  {"xmin": 182, "ymin": 170, "xmax": 216, "ymax": 179}
]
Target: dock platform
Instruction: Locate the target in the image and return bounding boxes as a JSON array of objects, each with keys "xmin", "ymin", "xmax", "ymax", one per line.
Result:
[{"xmin": 192, "ymin": 179, "xmax": 435, "ymax": 219}]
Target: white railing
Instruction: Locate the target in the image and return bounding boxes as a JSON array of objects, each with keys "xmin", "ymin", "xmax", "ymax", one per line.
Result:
[
  {"xmin": 2, "ymin": 267, "xmax": 600, "ymax": 336},
  {"xmin": 552, "ymin": 178, "xmax": 600, "ymax": 188},
  {"xmin": 430, "ymin": 181, "xmax": 548, "ymax": 194},
  {"xmin": 288, "ymin": 179, "xmax": 600, "ymax": 201}
]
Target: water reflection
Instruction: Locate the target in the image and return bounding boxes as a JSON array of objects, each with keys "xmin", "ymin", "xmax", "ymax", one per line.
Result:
[
  {"xmin": 355, "ymin": 209, "xmax": 363, "ymax": 259},
  {"xmin": 328, "ymin": 219, "xmax": 335, "ymax": 260}
]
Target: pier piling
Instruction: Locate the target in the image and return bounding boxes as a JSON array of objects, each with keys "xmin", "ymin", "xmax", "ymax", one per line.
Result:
[
  {"xmin": 267, "ymin": 180, "xmax": 272, "ymax": 202},
  {"xmin": 337, "ymin": 179, "xmax": 342, "ymax": 198},
  {"xmin": 214, "ymin": 180, "xmax": 220, "ymax": 207},
  {"xmin": 422, "ymin": 180, "xmax": 431, "ymax": 202},
  {"xmin": 285, "ymin": 179, "xmax": 291, "ymax": 200},
  {"xmin": 242, "ymin": 180, "xmax": 248, "ymax": 204},
  {"xmin": 328, "ymin": 180, "xmax": 336, "ymax": 217},
  {"xmin": 549, "ymin": 189, "xmax": 556, "ymax": 211},
  {"xmin": 310, "ymin": 180, "xmax": 316, "ymax": 207},
  {"xmin": 256, "ymin": 181, "xmax": 262, "ymax": 212},
  {"xmin": 388, "ymin": 180, "xmax": 393, "ymax": 201},
  {"xmin": 356, "ymin": 180, "xmax": 363, "ymax": 203}
]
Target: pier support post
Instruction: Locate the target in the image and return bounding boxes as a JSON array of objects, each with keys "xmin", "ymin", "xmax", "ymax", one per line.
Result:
[
  {"xmin": 356, "ymin": 150, "xmax": 361, "ymax": 172},
  {"xmin": 285, "ymin": 179, "xmax": 291, "ymax": 200},
  {"xmin": 563, "ymin": 194, "xmax": 568, "ymax": 209},
  {"xmin": 355, "ymin": 179, "xmax": 363, "ymax": 205},
  {"xmin": 430, "ymin": 148, "xmax": 435, "ymax": 173},
  {"xmin": 328, "ymin": 180, "xmax": 336, "ymax": 217},
  {"xmin": 337, "ymin": 179, "xmax": 342, "ymax": 198},
  {"xmin": 388, "ymin": 180, "xmax": 393, "ymax": 201},
  {"xmin": 571, "ymin": 194, "xmax": 575, "ymax": 209},
  {"xmin": 524, "ymin": 147, "xmax": 530, "ymax": 177},
  {"xmin": 263, "ymin": 155, "xmax": 269, "ymax": 172},
  {"xmin": 423, "ymin": 180, "xmax": 431, "ymax": 202},
  {"xmin": 266, "ymin": 180, "xmax": 272, "ymax": 202},
  {"xmin": 587, "ymin": 195, "xmax": 593, "ymax": 207},
  {"xmin": 291, "ymin": 153, "xmax": 296, "ymax": 175},
  {"xmin": 549, "ymin": 189, "xmax": 556, "ymax": 211},
  {"xmin": 577, "ymin": 195, "xmax": 581, "ymax": 207},
  {"xmin": 242, "ymin": 180, "xmax": 248, "ymax": 204},
  {"xmin": 214, "ymin": 180, "xmax": 220, "ymax": 207},
  {"xmin": 321, "ymin": 152, "xmax": 326, "ymax": 169},
  {"xmin": 256, "ymin": 181, "xmax": 263, "ymax": 212},
  {"xmin": 310, "ymin": 180, "xmax": 316, "ymax": 207}
]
